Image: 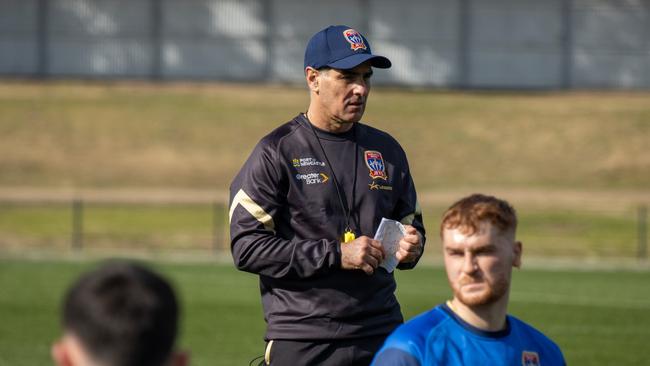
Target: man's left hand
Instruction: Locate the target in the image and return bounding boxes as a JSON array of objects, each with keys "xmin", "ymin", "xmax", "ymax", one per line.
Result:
[{"xmin": 396, "ymin": 225, "xmax": 423, "ymax": 263}]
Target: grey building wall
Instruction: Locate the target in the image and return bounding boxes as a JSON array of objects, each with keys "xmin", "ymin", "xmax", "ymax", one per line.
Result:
[
  {"xmin": 1, "ymin": 0, "xmax": 649, "ymax": 88},
  {"xmin": 0, "ymin": 0, "xmax": 39, "ymax": 75},
  {"xmin": 572, "ymin": 0, "xmax": 650, "ymax": 88}
]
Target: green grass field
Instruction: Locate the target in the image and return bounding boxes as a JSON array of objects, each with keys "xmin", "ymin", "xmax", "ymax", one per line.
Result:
[
  {"xmin": 1, "ymin": 259, "xmax": 649, "ymax": 365},
  {"xmin": 0, "ymin": 82, "xmax": 648, "ymax": 190},
  {"xmin": 1, "ymin": 81, "xmax": 648, "ymax": 258},
  {"xmin": 0, "ymin": 82, "xmax": 649, "ymax": 364}
]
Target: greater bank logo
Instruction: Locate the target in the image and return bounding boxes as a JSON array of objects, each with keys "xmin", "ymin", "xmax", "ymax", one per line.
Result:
[{"xmin": 296, "ymin": 172, "xmax": 329, "ymax": 185}]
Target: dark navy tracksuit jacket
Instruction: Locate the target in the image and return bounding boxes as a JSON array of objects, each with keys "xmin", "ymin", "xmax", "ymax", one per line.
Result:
[{"xmin": 229, "ymin": 113, "xmax": 425, "ymax": 341}]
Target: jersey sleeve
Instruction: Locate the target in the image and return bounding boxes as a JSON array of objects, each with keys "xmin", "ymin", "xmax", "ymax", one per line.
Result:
[
  {"xmin": 229, "ymin": 139, "xmax": 341, "ymax": 279},
  {"xmin": 371, "ymin": 348, "xmax": 421, "ymax": 366},
  {"xmin": 394, "ymin": 153, "xmax": 426, "ymax": 270},
  {"xmin": 371, "ymin": 326, "xmax": 425, "ymax": 366}
]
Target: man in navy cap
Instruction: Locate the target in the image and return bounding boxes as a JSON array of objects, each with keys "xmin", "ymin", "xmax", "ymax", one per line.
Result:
[{"xmin": 230, "ymin": 25, "xmax": 425, "ymax": 366}]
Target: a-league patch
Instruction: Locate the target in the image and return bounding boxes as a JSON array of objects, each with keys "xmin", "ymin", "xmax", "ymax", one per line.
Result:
[
  {"xmin": 369, "ymin": 181, "xmax": 392, "ymax": 191},
  {"xmin": 343, "ymin": 29, "xmax": 367, "ymax": 51},
  {"xmin": 365, "ymin": 150, "xmax": 387, "ymax": 180},
  {"xmin": 522, "ymin": 351, "xmax": 540, "ymax": 366}
]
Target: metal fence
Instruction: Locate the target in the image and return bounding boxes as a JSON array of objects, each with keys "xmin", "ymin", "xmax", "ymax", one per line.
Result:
[
  {"xmin": 0, "ymin": 198, "xmax": 648, "ymax": 261},
  {"xmin": 1, "ymin": 0, "xmax": 649, "ymax": 88},
  {"xmin": 0, "ymin": 198, "xmax": 230, "ymax": 254}
]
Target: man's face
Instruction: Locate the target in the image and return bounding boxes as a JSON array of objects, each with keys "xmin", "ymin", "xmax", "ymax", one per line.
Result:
[
  {"xmin": 442, "ymin": 221, "xmax": 521, "ymax": 307},
  {"xmin": 315, "ymin": 62, "xmax": 373, "ymax": 124}
]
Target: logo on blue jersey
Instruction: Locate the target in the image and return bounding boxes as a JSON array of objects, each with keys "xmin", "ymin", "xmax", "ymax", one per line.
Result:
[
  {"xmin": 343, "ymin": 29, "xmax": 367, "ymax": 51},
  {"xmin": 522, "ymin": 351, "xmax": 540, "ymax": 366},
  {"xmin": 365, "ymin": 150, "xmax": 387, "ymax": 180}
]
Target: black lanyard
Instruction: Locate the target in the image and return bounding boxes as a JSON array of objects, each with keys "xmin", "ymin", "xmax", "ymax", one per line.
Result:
[{"xmin": 305, "ymin": 116, "xmax": 359, "ymax": 241}]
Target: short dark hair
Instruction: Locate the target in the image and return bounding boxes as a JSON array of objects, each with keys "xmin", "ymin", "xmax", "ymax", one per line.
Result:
[
  {"xmin": 61, "ymin": 261, "xmax": 179, "ymax": 366},
  {"xmin": 440, "ymin": 193, "xmax": 518, "ymax": 237}
]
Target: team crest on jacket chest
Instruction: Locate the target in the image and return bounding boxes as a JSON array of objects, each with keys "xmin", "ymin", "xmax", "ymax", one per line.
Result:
[
  {"xmin": 365, "ymin": 150, "xmax": 387, "ymax": 180},
  {"xmin": 522, "ymin": 351, "xmax": 540, "ymax": 366}
]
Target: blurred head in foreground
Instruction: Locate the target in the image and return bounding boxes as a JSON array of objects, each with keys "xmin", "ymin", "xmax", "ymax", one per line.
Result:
[{"xmin": 52, "ymin": 261, "xmax": 188, "ymax": 366}]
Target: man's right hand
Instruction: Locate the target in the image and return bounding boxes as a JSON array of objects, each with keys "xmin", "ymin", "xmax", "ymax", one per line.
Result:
[{"xmin": 340, "ymin": 236, "xmax": 386, "ymax": 275}]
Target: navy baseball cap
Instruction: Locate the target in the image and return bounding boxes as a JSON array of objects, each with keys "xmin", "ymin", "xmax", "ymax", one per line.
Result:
[{"xmin": 304, "ymin": 25, "xmax": 391, "ymax": 71}]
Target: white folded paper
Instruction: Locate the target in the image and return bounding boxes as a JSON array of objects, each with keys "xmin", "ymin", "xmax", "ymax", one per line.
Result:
[{"xmin": 374, "ymin": 217, "xmax": 406, "ymax": 273}]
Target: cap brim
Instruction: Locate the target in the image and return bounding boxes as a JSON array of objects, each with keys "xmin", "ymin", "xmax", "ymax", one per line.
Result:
[{"xmin": 328, "ymin": 54, "xmax": 392, "ymax": 70}]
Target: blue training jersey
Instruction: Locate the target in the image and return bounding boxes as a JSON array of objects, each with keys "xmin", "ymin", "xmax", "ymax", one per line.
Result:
[{"xmin": 371, "ymin": 303, "xmax": 565, "ymax": 366}]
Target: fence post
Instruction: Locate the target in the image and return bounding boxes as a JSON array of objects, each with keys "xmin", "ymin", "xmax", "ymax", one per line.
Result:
[
  {"xmin": 359, "ymin": 0, "xmax": 370, "ymax": 35},
  {"xmin": 212, "ymin": 201, "xmax": 220, "ymax": 253},
  {"xmin": 638, "ymin": 205, "xmax": 648, "ymax": 260},
  {"xmin": 262, "ymin": 0, "xmax": 273, "ymax": 82},
  {"xmin": 561, "ymin": 0, "xmax": 574, "ymax": 89},
  {"xmin": 223, "ymin": 200, "xmax": 230, "ymax": 253},
  {"xmin": 151, "ymin": 0, "xmax": 163, "ymax": 80},
  {"xmin": 457, "ymin": 0, "xmax": 471, "ymax": 88},
  {"xmin": 36, "ymin": 0, "xmax": 49, "ymax": 78},
  {"xmin": 72, "ymin": 199, "xmax": 83, "ymax": 251}
]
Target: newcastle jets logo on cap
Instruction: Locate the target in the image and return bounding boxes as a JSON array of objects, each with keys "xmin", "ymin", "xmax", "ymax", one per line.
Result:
[
  {"xmin": 365, "ymin": 150, "xmax": 387, "ymax": 180},
  {"xmin": 522, "ymin": 351, "xmax": 540, "ymax": 366},
  {"xmin": 343, "ymin": 29, "xmax": 367, "ymax": 51}
]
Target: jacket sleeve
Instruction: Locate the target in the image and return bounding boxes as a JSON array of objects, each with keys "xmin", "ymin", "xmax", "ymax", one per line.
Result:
[
  {"xmin": 229, "ymin": 140, "xmax": 341, "ymax": 279},
  {"xmin": 394, "ymin": 154, "xmax": 426, "ymax": 270}
]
